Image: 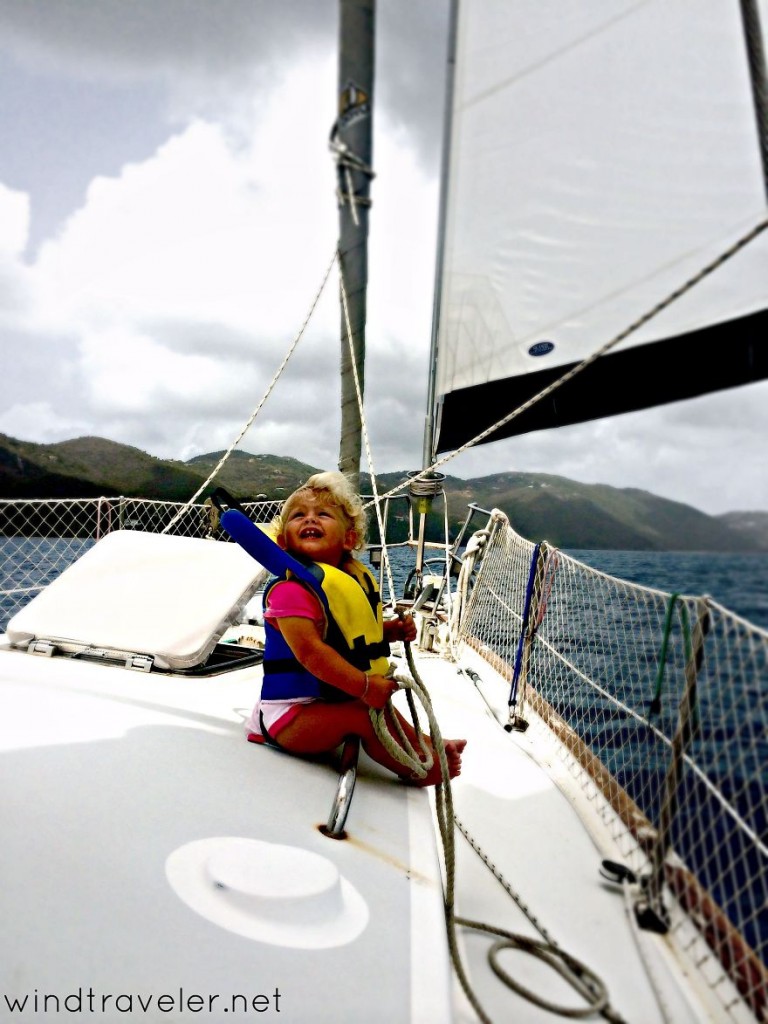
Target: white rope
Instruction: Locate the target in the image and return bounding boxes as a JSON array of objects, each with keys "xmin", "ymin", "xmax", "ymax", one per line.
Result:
[
  {"xmin": 163, "ymin": 247, "xmax": 338, "ymax": 533},
  {"xmin": 450, "ymin": 526, "xmax": 490, "ymax": 638},
  {"xmin": 368, "ymin": 666, "xmax": 435, "ymax": 779},
  {"xmin": 439, "ymin": 494, "xmax": 462, "ymax": 660}
]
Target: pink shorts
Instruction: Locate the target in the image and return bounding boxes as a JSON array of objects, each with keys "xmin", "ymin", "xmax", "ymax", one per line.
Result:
[{"xmin": 245, "ymin": 699, "xmax": 313, "ymax": 744}]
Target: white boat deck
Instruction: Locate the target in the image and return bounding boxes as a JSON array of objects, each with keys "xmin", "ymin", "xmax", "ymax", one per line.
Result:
[
  {"xmin": 411, "ymin": 645, "xmax": 728, "ymax": 1024},
  {"xmin": 0, "ymin": 643, "xmax": 450, "ymax": 1023},
  {"xmin": 0, "ymin": 635, "xmax": 734, "ymax": 1023}
]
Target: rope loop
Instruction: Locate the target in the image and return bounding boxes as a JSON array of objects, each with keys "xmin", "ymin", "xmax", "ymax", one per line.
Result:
[
  {"xmin": 510, "ymin": 543, "xmax": 541, "ymax": 695},
  {"xmin": 328, "ymin": 127, "xmax": 376, "ymax": 178},
  {"xmin": 479, "ymin": 928, "xmax": 610, "ymax": 1019},
  {"xmin": 650, "ymin": 592, "xmax": 680, "ymax": 715},
  {"xmin": 368, "ymin": 666, "xmax": 435, "ymax": 779}
]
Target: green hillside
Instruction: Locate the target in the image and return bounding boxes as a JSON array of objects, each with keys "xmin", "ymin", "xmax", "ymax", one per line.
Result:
[{"xmin": 0, "ymin": 433, "xmax": 765, "ymax": 552}]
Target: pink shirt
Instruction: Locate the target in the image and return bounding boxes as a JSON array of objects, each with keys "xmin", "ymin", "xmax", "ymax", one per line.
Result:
[
  {"xmin": 245, "ymin": 580, "xmax": 324, "ymax": 739},
  {"xmin": 264, "ymin": 580, "xmax": 324, "ymax": 632}
]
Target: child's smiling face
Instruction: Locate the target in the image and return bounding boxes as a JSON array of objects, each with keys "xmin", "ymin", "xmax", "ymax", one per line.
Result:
[{"xmin": 278, "ymin": 491, "xmax": 357, "ymax": 566}]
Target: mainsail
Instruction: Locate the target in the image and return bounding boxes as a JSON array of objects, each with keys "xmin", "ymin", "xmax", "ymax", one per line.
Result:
[{"xmin": 432, "ymin": 1, "xmax": 768, "ymax": 454}]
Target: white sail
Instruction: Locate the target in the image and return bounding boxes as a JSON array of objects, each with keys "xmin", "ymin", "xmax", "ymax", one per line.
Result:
[{"xmin": 434, "ymin": 0, "xmax": 768, "ymax": 452}]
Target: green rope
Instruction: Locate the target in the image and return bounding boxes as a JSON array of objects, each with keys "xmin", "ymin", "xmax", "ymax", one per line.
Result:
[
  {"xmin": 650, "ymin": 593, "xmax": 699, "ymax": 724},
  {"xmin": 676, "ymin": 600, "xmax": 700, "ymax": 730},
  {"xmin": 650, "ymin": 593, "xmax": 680, "ymax": 715}
]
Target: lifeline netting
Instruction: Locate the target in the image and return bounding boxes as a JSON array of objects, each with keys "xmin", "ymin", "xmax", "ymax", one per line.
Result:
[
  {"xmin": 456, "ymin": 517, "xmax": 767, "ymax": 1022},
  {"xmin": 0, "ymin": 496, "xmax": 281, "ymax": 630}
]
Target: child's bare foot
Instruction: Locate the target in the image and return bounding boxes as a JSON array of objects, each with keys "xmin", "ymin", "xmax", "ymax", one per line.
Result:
[
  {"xmin": 445, "ymin": 738, "xmax": 467, "ymax": 779},
  {"xmin": 409, "ymin": 738, "xmax": 466, "ymax": 786}
]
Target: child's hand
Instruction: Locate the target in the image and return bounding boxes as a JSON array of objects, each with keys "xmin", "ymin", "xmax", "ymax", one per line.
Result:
[
  {"xmin": 364, "ymin": 674, "xmax": 399, "ymax": 710},
  {"xmin": 398, "ymin": 613, "xmax": 417, "ymax": 642},
  {"xmin": 384, "ymin": 614, "xmax": 417, "ymax": 643}
]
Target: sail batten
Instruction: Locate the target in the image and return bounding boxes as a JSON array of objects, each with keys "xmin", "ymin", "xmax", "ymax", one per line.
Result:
[{"xmin": 432, "ymin": 1, "xmax": 768, "ymax": 454}]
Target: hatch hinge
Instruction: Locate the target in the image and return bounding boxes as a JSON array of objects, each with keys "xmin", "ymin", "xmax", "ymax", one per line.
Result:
[
  {"xmin": 28, "ymin": 640, "xmax": 57, "ymax": 657},
  {"xmin": 126, "ymin": 654, "xmax": 154, "ymax": 673}
]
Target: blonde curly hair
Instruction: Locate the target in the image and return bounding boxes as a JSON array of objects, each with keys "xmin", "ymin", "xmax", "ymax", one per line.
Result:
[{"xmin": 275, "ymin": 471, "xmax": 367, "ymax": 555}]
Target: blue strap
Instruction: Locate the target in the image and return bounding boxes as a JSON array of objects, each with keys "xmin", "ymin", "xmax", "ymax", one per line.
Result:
[
  {"xmin": 509, "ymin": 543, "xmax": 540, "ymax": 708},
  {"xmin": 220, "ymin": 508, "xmax": 325, "ymax": 601}
]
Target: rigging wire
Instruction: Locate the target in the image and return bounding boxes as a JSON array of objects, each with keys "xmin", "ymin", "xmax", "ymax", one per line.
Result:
[
  {"xmin": 166, "ymin": 215, "xmax": 768, "ymax": 542},
  {"xmin": 337, "ymin": 254, "xmax": 398, "ymax": 606},
  {"xmin": 739, "ymin": 0, "xmax": 768, "ymax": 200},
  {"xmin": 163, "ymin": 247, "xmax": 338, "ymax": 532}
]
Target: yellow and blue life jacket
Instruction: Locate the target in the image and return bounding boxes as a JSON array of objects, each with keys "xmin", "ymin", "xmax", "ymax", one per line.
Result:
[
  {"xmin": 219, "ymin": 507, "xmax": 390, "ymax": 702},
  {"xmin": 261, "ymin": 557, "xmax": 390, "ymax": 702}
]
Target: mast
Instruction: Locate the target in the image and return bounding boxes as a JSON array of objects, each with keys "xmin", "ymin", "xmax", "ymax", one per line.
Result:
[{"xmin": 335, "ymin": 0, "xmax": 376, "ymax": 492}]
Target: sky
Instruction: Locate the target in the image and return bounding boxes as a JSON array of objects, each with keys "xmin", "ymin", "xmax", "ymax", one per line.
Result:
[{"xmin": 0, "ymin": 0, "xmax": 766, "ymax": 516}]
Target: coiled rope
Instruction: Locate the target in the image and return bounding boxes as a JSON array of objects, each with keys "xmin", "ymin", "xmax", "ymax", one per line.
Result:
[
  {"xmin": 373, "ymin": 644, "xmax": 625, "ymax": 1024},
  {"xmin": 368, "ymin": 666, "xmax": 434, "ymax": 780}
]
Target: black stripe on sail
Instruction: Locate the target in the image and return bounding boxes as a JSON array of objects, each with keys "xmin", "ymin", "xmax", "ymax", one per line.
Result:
[{"xmin": 435, "ymin": 309, "xmax": 768, "ymax": 452}]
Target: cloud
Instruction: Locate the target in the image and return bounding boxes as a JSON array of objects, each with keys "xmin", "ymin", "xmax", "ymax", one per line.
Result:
[
  {"xmin": 18, "ymin": 53, "xmax": 340, "ymax": 432},
  {"xmin": 0, "ymin": 0, "xmax": 765, "ymax": 518},
  {"xmin": 0, "ymin": 38, "xmax": 440, "ymax": 478},
  {"xmin": 33, "ymin": 100, "xmax": 336, "ymax": 334},
  {"xmin": 0, "ymin": 401, "xmax": 88, "ymax": 443},
  {"xmin": 0, "ymin": 184, "xmax": 37, "ymax": 320},
  {"xmin": 0, "ymin": 183, "xmax": 29, "ymax": 255},
  {"xmin": 0, "ymin": 1, "xmax": 334, "ymax": 85}
]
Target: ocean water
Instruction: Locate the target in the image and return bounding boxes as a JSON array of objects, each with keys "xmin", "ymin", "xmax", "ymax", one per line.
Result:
[
  {"xmin": 0, "ymin": 538, "xmax": 95, "ymax": 631},
  {"xmin": 568, "ymin": 549, "xmax": 768, "ymax": 630},
  {"xmin": 2, "ymin": 538, "xmax": 766, "ymax": 632},
  {"xmin": 371, "ymin": 545, "xmax": 768, "ymax": 631}
]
